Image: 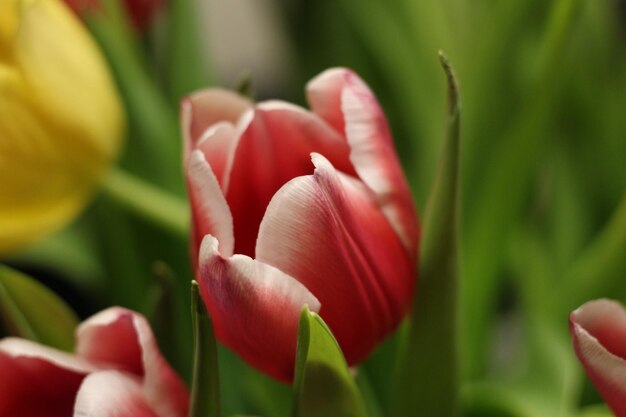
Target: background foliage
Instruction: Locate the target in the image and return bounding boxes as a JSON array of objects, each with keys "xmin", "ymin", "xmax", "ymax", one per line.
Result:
[{"xmin": 3, "ymin": 0, "xmax": 626, "ymax": 416}]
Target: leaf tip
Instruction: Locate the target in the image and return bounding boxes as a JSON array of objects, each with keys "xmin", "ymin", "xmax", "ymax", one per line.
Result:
[{"xmin": 438, "ymin": 50, "xmax": 460, "ymax": 116}]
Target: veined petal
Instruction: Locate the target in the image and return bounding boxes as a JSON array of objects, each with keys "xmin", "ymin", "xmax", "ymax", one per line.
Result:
[
  {"xmin": 73, "ymin": 371, "xmax": 159, "ymax": 417},
  {"xmin": 187, "ymin": 150, "xmax": 235, "ymax": 261},
  {"xmin": 181, "ymin": 88, "xmax": 252, "ymax": 165},
  {"xmin": 194, "ymin": 122, "xmax": 237, "ymax": 187},
  {"xmin": 198, "ymin": 234, "xmax": 320, "ymax": 382},
  {"xmin": 306, "ymin": 68, "xmax": 418, "ymax": 256},
  {"xmin": 256, "ymin": 154, "xmax": 414, "ymax": 365},
  {"xmin": 570, "ymin": 299, "xmax": 626, "ymax": 417},
  {"xmin": 226, "ymin": 101, "xmax": 355, "ymax": 257},
  {"xmin": 0, "ymin": 338, "xmax": 94, "ymax": 417},
  {"xmin": 76, "ymin": 308, "xmax": 189, "ymax": 417}
]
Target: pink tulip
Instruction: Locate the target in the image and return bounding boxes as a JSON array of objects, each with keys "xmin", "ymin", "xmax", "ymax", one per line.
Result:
[
  {"xmin": 0, "ymin": 307, "xmax": 188, "ymax": 417},
  {"xmin": 64, "ymin": 0, "xmax": 163, "ymax": 31},
  {"xmin": 182, "ymin": 68, "xmax": 419, "ymax": 381},
  {"xmin": 570, "ymin": 299, "xmax": 626, "ymax": 417}
]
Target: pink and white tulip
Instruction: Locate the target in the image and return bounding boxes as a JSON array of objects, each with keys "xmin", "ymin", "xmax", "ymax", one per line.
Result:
[
  {"xmin": 570, "ymin": 299, "xmax": 626, "ymax": 417},
  {"xmin": 182, "ymin": 68, "xmax": 419, "ymax": 381},
  {"xmin": 0, "ymin": 307, "xmax": 188, "ymax": 417},
  {"xmin": 64, "ymin": 0, "xmax": 164, "ymax": 31}
]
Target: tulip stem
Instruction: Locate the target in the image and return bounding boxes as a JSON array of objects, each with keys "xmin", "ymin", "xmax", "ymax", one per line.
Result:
[{"xmin": 101, "ymin": 167, "xmax": 189, "ymax": 238}]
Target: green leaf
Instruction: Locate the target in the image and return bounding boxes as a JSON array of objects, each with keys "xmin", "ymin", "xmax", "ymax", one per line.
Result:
[
  {"xmin": 189, "ymin": 281, "xmax": 221, "ymax": 417},
  {"xmin": 86, "ymin": 0, "xmax": 183, "ymax": 194},
  {"xmin": 0, "ymin": 264, "xmax": 79, "ymax": 351},
  {"xmin": 165, "ymin": 0, "xmax": 211, "ymax": 104},
  {"xmin": 578, "ymin": 404, "xmax": 613, "ymax": 417},
  {"xmin": 391, "ymin": 52, "xmax": 461, "ymax": 417},
  {"xmin": 292, "ymin": 307, "xmax": 367, "ymax": 417}
]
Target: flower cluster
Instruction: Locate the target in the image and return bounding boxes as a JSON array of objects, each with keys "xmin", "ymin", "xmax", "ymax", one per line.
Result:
[{"xmin": 0, "ymin": 308, "xmax": 188, "ymax": 417}]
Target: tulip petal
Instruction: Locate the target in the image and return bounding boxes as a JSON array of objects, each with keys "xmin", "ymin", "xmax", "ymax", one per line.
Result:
[
  {"xmin": 570, "ymin": 299, "xmax": 626, "ymax": 417},
  {"xmin": 187, "ymin": 150, "xmax": 235, "ymax": 261},
  {"xmin": 226, "ymin": 101, "xmax": 355, "ymax": 257},
  {"xmin": 256, "ymin": 154, "xmax": 414, "ymax": 365},
  {"xmin": 73, "ymin": 371, "xmax": 159, "ymax": 417},
  {"xmin": 194, "ymin": 122, "xmax": 237, "ymax": 187},
  {"xmin": 181, "ymin": 88, "xmax": 252, "ymax": 164},
  {"xmin": 15, "ymin": 0, "xmax": 123, "ymax": 162},
  {"xmin": 197, "ymin": 234, "xmax": 321, "ymax": 381},
  {"xmin": 76, "ymin": 307, "xmax": 189, "ymax": 417},
  {"xmin": 0, "ymin": 338, "xmax": 94, "ymax": 417},
  {"xmin": 306, "ymin": 68, "xmax": 418, "ymax": 256}
]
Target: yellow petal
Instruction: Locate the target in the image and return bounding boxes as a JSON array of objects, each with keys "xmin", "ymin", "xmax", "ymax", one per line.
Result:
[{"xmin": 0, "ymin": 0, "xmax": 125, "ymax": 255}]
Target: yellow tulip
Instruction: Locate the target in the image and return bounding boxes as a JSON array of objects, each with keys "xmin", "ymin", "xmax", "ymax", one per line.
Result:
[{"xmin": 0, "ymin": 0, "xmax": 124, "ymax": 254}]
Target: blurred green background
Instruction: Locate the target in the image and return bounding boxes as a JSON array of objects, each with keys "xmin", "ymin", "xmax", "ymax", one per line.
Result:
[{"xmin": 3, "ymin": 0, "xmax": 626, "ymax": 416}]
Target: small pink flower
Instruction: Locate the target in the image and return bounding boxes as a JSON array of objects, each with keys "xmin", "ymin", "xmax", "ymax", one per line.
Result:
[
  {"xmin": 570, "ymin": 299, "xmax": 626, "ymax": 417},
  {"xmin": 182, "ymin": 68, "xmax": 419, "ymax": 381},
  {"xmin": 64, "ymin": 0, "xmax": 163, "ymax": 31},
  {"xmin": 0, "ymin": 307, "xmax": 188, "ymax": 417}
]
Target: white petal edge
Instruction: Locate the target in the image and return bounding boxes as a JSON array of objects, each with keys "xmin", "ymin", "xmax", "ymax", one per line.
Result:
[
  {"xmin": 0, "ymin": 338, "xmax": 96, "ymax": 374},
  {"xmin": 188, "ymin": 150, "xmax": 235, "ymax": 258},
  {"xmin": 76, "ymin": 308, "xmax": 188, "ymax": 417},
  {"xmin": 199, "ymin": 234, "xmax": 321, "ymax": 315},
  {"xmin": 571, "ymin": 300, "xmax": 626, "ymax": 404},
  {"xmin": 73, "ymin": 370, "xmax": 157, "ymax": 417}
]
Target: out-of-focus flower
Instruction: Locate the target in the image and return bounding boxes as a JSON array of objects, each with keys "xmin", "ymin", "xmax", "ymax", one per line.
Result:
[
  {"xmin": 570, "ymin": 299, "xmax": 626, "ymax": 417},
  {"xmin": 0, "ymin": 307, "xmax": 189, "ymax": 417},
  {"xmin": 64, "ymin": 0, "xmax": 164, "ymax": 31},
  {"xmin": 182, "ymin": 68, "xmax": 419, "ymax": 381},
  {"xmin": 0, "ymin": 0, "xmax": 124, "ymax": 255}
]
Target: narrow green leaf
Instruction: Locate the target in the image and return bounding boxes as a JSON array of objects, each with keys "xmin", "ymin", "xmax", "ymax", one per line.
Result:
[
  {"xmin": 391, "ymin": 52, "xmax": 461, "ymax": 417},
  {"xmin": 189, "ymin": 281, "xmax": 221, "ymax": 417},
  {"xmin": 86, "ymin": 0, "xmax": 183, "ymax": 194},
  {"xmin": 0, "ymin": 264, "xmax": 79, "ymax": 351},
  {"xmin": 293, "ymin": 307, "xmax": 367, "ymax": 417},
  {"xmin": 165, "ymin": 0, "xmax": 211, "ymax": 104}
]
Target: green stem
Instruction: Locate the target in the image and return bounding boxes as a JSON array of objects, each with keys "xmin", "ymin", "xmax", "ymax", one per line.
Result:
[
  {"xmin": 87, "ymin": 0, "xmax": 183, "ymax": 194},
  {"xmin": 101, "ymin": 167, "xmax": 189, "ymax": 238}
]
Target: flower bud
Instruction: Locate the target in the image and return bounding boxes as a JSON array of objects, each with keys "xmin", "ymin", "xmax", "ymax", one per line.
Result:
[
  {"xmin": 64, "ymin": 0, "xmax": 164, "ymax": 31},
  {"xmin": 0, "ymin": 307, "xmax": 189, "ymax": 416},
  {"xmin": 183, "ymin": 68, "xmax": 419, "ymax": 381},
  {"xmin": 570, "ymin": 299, "xmax": 626, "ymax": 417},
  {"xmin": 0, "ymin": 0, "xmax": 124, "ymax": 254}
]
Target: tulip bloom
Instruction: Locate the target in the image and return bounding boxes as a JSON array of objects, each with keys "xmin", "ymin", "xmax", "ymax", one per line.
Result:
[
  {"xmin": 570, "ymin": 299, "xmax": 626, "ymax": 416},
  {"xmin": 183, "ymin": 68, "xmax": 419, "ymax": 381},
  {"xmin": 0, "ymin": 307, "xmax": 188, "ymax": 417},
  {"xmin": 0, "ymin": 0, "xmax": 124, "ymax": 254},
  {"xmin": 64, "ymin": 0, "xmax": 163, "ymax": 31}
]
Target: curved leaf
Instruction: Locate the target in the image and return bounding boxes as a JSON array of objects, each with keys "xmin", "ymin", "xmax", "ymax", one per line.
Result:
[
  {"xmin": 293, "ymin": 307, "xmax": 367, "ymax": 417},
  {"xmin": 0, "ymin": 264, "xmax": 79, "ymax": 351},
  {"xmin": 391, "ymin": 52, "xmax": 461, "ymax": 417},
  {"xmin": 189, "ymin": 280, "xmax": 221, "ymax": 417}
]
